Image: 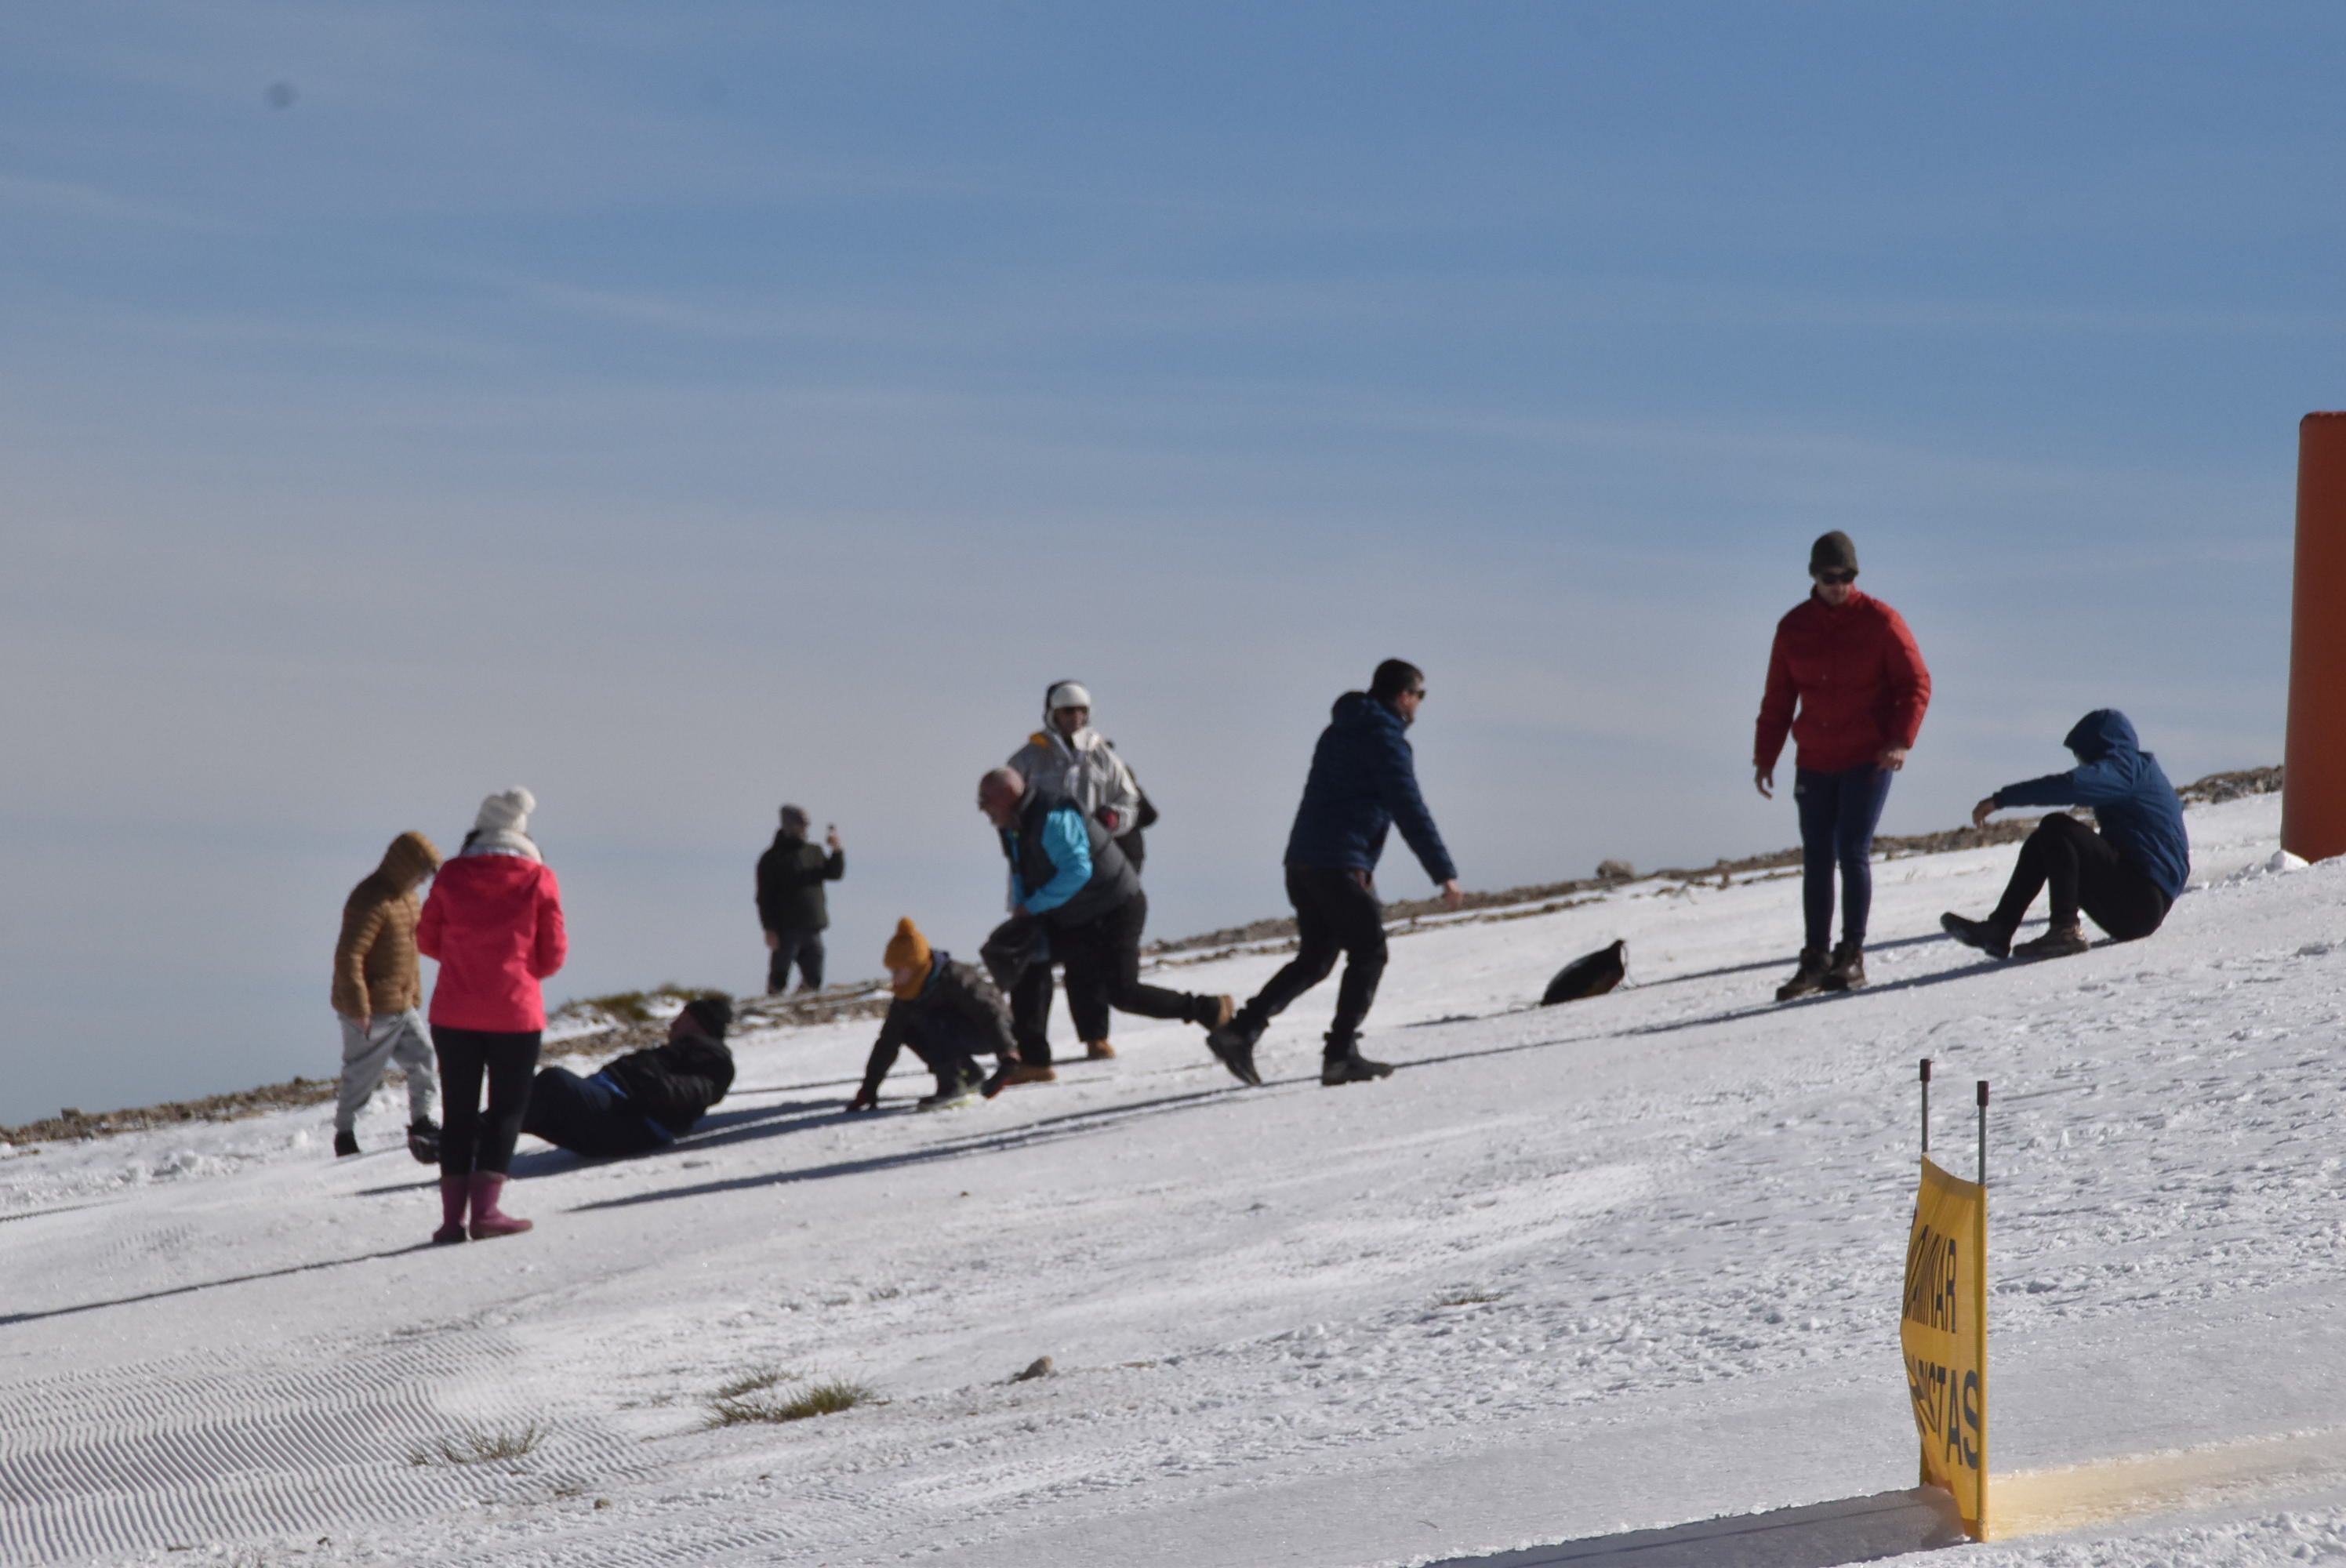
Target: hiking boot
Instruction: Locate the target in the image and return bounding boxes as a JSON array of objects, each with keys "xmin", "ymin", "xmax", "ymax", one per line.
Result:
[
  {"xmin": 1821, "ymin": 942, "xmax": 1868, "ymax": 992},
  {"xmin": 1775, "ymin": 948, "xmax": 1831, "ymax": 1001},
  {"xmin": 333, "ymin": 1128, "xmax": 361, "ymax": 1159},
  {"xmin": 1084, "ymin": 1039, "xmax": 1117, "ymax": 1061},
  {"xmin": 405, "ymin": 1117, "xmax": 441, "ymax": 1165},
  {"xmin": 2014, "ymin": 922, "xmax": 2090, "ymax": 960},
  {"xmin": 992, "ymin": 1063, "xmax": 1057, "ymax": 1089},
  {"xmin": 1940, "ymin": 912, "xmax": 2012, "ymax": 960},
  {"xmin": 1205, "ymin": 1021, "xmax": 1262, "ymax": 1086},
  {"xmin": 1321, "ymin": 1051, "xmax": 1396, "ymax": 1087}
]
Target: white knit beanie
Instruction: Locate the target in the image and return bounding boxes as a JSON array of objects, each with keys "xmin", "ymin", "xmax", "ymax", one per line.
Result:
[
  {"xmin": 1045, "ymin": 681, "xmax": 1092, "ymax": 713},
  {"xmin": 474, "ymin": 787, "xmax": 536, "ymax": 836}
]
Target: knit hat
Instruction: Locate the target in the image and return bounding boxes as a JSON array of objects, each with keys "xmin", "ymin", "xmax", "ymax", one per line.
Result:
[
  {"xmin": 883, "ymin": 917, "xmax": 933, "ymax": 997},
  {"xmin": 681, "ymin": 995, "xmax": 734, "ymax": 1039},
  {"xmin": 1809, "ymin": 532, "xmax": 1859, "ymax": 575},
  {"xmin": 474, "ymin": 787, "xmax": 536, "ymax": 836},
  {"xmin": 1044, "ymin": 681, "xmax": 1092, "ymax": 714},
  {"xmin": 779, "ymin": 804, "xmax": 811, "ymax": 834}
]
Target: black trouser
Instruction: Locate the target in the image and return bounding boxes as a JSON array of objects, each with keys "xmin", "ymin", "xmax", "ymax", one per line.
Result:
[
  {"xmin": 902, "ymin": 1011, "xmax": 990, "ymax": 1092},
  {"xmin": 767, "ymin": 928, "xmax": 825, "ymax": 993},
  {"xmin": 522, "ymin": 1066, "xmax": 669, "ymax": 1159},
  {"xmin": 987, "ymin": 895, "xmax": 1213, "ymax": 1063},
  {"xmin": 432, "ymin": 1025, "xmax": 541, "ymax": 1178},
  {"xmin": 1795, "ymin": 764, "xmax": 1893, "ymax": 951},
  {"xmin": 1236, "ymin": 866, "xmax": 1387, "ymax": 1056},
  {"xmin": 1989, "ymin": 813, "xmax": 2172, "ymax": 942}
]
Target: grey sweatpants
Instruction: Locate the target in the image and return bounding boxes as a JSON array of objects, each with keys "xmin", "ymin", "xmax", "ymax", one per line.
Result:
[{"xmin": 336, "ymin": 1009, "xmax": 438, "ymax": 1133}]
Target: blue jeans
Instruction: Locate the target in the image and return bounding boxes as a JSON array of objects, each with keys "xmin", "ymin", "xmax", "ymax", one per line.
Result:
[{"xmin": 1794, "ymin": 764, "xmax": 1894, "ymax": 952}]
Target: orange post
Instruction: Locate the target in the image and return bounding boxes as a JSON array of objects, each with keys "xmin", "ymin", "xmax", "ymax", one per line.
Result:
[{"xmin": 2284, "ymin": 412, "xmax": 2346, "ymax": 863}]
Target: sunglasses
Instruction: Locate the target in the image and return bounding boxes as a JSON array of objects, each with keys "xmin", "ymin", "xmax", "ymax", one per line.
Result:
[{"xmin": 1814, "ymin": 570, "xmax": 1857, "ymax": 586}]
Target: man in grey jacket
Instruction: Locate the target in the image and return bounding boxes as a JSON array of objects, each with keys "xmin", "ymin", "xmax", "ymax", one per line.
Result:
[{"xmin": 1006, "ymin": 681, "xmax": 1153, "ymax": 1058}]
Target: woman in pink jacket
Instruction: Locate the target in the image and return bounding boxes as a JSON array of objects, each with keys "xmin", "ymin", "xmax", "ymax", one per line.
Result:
[{"xmin": 416, "ymin": 787, "xmax": 568, "ymax": 1243}]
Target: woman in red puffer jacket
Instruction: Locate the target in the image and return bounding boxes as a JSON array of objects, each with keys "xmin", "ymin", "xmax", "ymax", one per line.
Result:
[
  {"xmin": 416, "ymin": 787, "xmax": 567, "ymax": 1244},
  {"xmin": 1752, "ymin": 532, "xmax": 1930, "ymax": 1001}
]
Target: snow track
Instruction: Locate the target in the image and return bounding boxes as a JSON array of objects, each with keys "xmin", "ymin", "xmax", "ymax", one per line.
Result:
[{"xmin": 0, "ymin": 1327, "xmax": 647, "ymax": 1564}]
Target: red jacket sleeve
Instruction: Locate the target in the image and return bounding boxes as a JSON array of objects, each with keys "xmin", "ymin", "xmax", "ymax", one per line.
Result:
[
  {"xmin": 1879, "ymin": 607, "xmax": 1931, "ymax": 750},
  {"xmin": 415, "ymin": 884, "xmax": 444, "ymax": 960},
  {"xmin": 531, "ymin": 869, "xmax": 568, "ymax": 980},
  {"xmin": 1754, "ymin": 621, "xmax": 1797, "ymax": 771}
]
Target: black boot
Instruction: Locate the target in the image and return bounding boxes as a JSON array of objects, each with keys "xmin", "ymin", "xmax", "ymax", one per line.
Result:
[
  {"xmin": 1821, "ymin": 941, "xmax": 1867, "ymax": 992},
  {"xmin": 1320, "ymin": 1048, "xmax": 1394, "ymax": 1087},
  {"xmin": 1206, "ymin": 1018, "xmax": 1264, "ymax": 1086},
  {"xmin": 1940, "ymin": 912, "xmax": 2012, "ymax": 960},
  {"xmin": 2013, "ymin": 922, "xmax": 2090, "ymax": 960},
  {"xmin": 1775, "ymin": 948, "xmax": 1830, "ymax": 1002},
  {"xmin": 333, "ymin": 1129, "xmax": 361, "ymax": 1159}
]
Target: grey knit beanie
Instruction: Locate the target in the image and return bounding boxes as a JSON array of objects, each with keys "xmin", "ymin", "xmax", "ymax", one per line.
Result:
[{"xmin": 1809, "ymin": 532, "xmax": 1858, "ymax": 575}]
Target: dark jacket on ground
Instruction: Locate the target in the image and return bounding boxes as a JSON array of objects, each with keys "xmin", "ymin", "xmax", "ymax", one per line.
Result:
[
  {"xmin": 859, "ymin": 955, "xmax": 1019, "ymax": 1100},
  {"xmin": 757, "ymin": 833, "xmax": 844, "ymax": 932},
  {"xmin": 1283, "ymin": 691, "xmax": 1457, "ymax": 884},
  {"xmin": 1000, "ymin": 790, "xmax": 1138, "ymax": 928},
  {"xmin": 1994, "ymin": 710, "xmax": 2190, "ymax": 900},
  {"xmin": 597, "ymin": 1034, "xmax": 736, "ymax": 1136}
]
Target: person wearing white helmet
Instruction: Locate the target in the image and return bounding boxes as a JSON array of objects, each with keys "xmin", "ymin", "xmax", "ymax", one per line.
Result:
[{"xmin": 1006, "ymin": 680, "xmax": 1153, "ymax": 1059}]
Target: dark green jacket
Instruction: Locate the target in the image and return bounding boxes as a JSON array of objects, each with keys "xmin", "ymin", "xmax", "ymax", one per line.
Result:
[{"xmin": 756, "ymin": 833, "xmax": 844, "ymax": 932}]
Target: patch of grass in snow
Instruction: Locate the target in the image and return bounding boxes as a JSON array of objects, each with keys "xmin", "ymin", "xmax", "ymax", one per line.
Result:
[
  {"xmin": 561, "ymin": 986, "xmax": 726, "ymax": 1025},
  {"xmin": 703, "ymin": 1373, "xmax": 878, "ymax": 1427},
  {"xmin": 1433, "ymin": 1288, "xmax": 1506, "ymax": 1308},
  {"xmin": 405, "ymin": 1420, "xmax": 546, "ymax": 1466}
]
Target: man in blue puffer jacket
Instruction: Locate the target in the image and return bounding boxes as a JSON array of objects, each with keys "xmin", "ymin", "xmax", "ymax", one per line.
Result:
[
  {"xmin": 1941, "ymin": 710, "xmax": 2188, "ymax": 961},
  {"xmin": 1207, "ymin": 659, "xmax": 1465, "ymax": 1087}
]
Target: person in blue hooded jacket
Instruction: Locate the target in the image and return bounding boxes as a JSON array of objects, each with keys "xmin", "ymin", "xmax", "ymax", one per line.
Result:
[
  {"xmin": 1941, "ymin": 710, "xmax": 2188, "ymax": 960},
  {"xmin": 1206, "ymin": 659, "xmax": 1465, "ymax": 1087}
]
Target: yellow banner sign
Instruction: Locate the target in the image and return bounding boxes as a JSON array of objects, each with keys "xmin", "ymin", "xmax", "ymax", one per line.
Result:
[{"xmin": 1902, "ymin": 1156, "xmax": 1988, "ymax": 1539}]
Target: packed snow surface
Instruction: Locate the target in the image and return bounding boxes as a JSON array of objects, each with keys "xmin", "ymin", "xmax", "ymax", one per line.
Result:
[{"xmin": 7, "ymin": 794, "xmax": 2346, "ymax": 1567}]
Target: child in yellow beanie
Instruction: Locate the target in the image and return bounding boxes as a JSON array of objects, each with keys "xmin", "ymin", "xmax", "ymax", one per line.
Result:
[{"xmin": 852, "ymin": 919, "xmax": 1020, "ymax": 1111}]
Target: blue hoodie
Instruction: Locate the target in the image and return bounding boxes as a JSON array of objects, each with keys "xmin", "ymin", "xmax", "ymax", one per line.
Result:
[
  {"xmin": 1993, "ymin": 710, "xmax": 2189, "ymax": 899},
  {"xmin": 1284, "ymin": 691, "xmax": 1458, "ymax": 884}
]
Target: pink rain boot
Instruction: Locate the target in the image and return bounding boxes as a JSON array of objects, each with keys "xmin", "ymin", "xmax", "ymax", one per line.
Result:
[
  {"xmin": 467, "ymin": 1172, "xmax": 532, "ymax": 1240},
  {"xmin": 432, "ymin": 1175, "xmax": 470, "ymax": 1245}
]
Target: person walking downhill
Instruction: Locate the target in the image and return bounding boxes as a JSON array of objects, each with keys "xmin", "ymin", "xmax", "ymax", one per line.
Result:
[
  {"xmin": 757, "ymin": 805, "xmax": 844, "ymax": 994},
  {"xmin": 975, "ymin": 768, "xmax": 1230, "ymax": 1091},
  {"xmin": 329, "ymin": 830, "xmax": 443, "ymax": 1162},
  {"xmin": 416, "ymin": 788, "xmax": 567, "ymax": 1243},
  {"xmin": 1941, "ymin": 710, "xmax": 2188, "ymax": 961},
  {"xmin": 1007, "ymin": 680, "xmax": 1149, "ymax": 1060},
  {"xmin": 1205, "ymin": 659, "xmax": 1464, "ymax": 1088},
  {"xmin": 1753, "ymin": 532, "xmax": 1932, "ymax": 1000}
]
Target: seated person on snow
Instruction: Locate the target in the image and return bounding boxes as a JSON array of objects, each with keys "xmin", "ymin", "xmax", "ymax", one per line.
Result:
[
  {"xmin": 1941, "ymin": 710, "xmax": 2188, "ymax": 962},
  {"xmin": 523, "ymin": 996, "xmax": 737, "ymax": 1157},
  {"xmin": 848, "ymin": 918, "xmax": 1019, "ymax": 1112}
]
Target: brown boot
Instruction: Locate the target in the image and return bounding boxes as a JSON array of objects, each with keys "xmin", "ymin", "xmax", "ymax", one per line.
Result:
[
  {"xmin": 2014, "ymin": 922, "xmax": 2090, "ymax": 960},
  {"xmin": 1821, "ymin": 942, "xmax": 1867, "ymax": 992},
  {"xmin": 1004, "ymin": 1063, "xmax": 1059, "ymax": 1087},
  {"xmin": 1775, "ymin": 948, "xmax": 1830, "ymax": 1002},
  {"xmin": 1084, "ymin": 1040, "xmax": 1117, "ymax": 1060}
]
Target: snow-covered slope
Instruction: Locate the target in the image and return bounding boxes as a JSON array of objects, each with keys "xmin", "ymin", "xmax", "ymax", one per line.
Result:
[{"xmin": 7, "ymin": 794, "xmax": 2346, "ymax": 1568}]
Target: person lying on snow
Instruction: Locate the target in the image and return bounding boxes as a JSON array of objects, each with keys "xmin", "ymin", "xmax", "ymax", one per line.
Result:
[
  {"xmin": 522, "ymin": 996, "xmax": 736, "ymax": 1157},
  {"xmin": 850, "ymin": 918, "xmax": 1019, "ymax": 1112},
  {"xmin": 1941, "ymin": 710, "xmax": 2188, "ymax": 961}
]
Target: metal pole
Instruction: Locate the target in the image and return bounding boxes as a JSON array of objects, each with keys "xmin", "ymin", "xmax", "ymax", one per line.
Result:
[
  {"xmin": 1975, "ymin": 1080, "xmax": 1989, "ymax": 1187},
  {"xmin": 1919, "ymin": 1058, "xmax": 1931, "ymax": 1156}
]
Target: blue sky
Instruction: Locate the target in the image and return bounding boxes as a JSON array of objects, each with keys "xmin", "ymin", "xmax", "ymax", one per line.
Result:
[{"xmin": 0, "ymin": 2, "xmax": 2333, "ymax": 1127}]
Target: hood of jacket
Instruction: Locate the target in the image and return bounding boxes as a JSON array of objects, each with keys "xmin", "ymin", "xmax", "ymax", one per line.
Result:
[
  {"xmin": 1330, "ymin": 689, "xmax": 1407, "ymax": 732},
  {"xmin": 377, "ymin": 831, "xmax": 441, "ymax": 892},
  {"xmin": 2064, "ymin": 709, "xmax": 2140, "ymax": 764}
]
